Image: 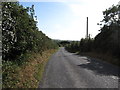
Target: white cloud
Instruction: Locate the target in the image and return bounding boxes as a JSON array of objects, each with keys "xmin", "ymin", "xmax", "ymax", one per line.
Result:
[
  {"xmin": 65, "ymin": 0, "xmax": 120, "ymax": 40},
  {"xmin": 38, "ymin": 0, "xmax": 120, "ymax": 40},
  {"xmin": 67, "ymin": 3, "xmax": 99, "ymax": 39},
  {"xmin": 47, "ymin": 18, "xmax": 86, "ymax": 40},
  {"xmin": 69, "ymin": 4, "xmax": 84, "ymax": 16}
]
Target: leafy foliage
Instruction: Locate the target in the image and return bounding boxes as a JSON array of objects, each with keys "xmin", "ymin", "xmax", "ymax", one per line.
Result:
[
  {"xmin": 65, "ymin": 38, "xmax": 93, "ymax": 53},
  {"xmin": 2, "ymin": 2, "xmax": 58, "ymax": 61},
  {"xmin": 95, "ymin": 4, "xmax": 120, "ymax": 57},
  {"xmin": 2, "ymin": 2, "xmax": 58, "ymax": 88},
  {"xmin": 65, "ymin": 41, "xmax": 80, "ymax": 53}
]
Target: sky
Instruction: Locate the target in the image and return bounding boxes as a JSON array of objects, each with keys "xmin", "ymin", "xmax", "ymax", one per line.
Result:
[{"xmin": 19, "ymin": 0, "xmax": 120, "ymax": 40}]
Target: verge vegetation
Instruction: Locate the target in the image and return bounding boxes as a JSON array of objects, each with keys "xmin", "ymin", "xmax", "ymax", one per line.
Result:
[
  {"xmin": 2, "ymin": 2, "xmax": 58, "ymax": 88},
  {"xmin": 3, "ymin": 49, "xmax": 57, "ymax": 88}
]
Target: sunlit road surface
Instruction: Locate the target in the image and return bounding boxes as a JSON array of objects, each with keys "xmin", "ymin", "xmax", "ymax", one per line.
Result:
[{"xmin": 39, "ymin": 47, "xmax": 119, "ymax": 88}]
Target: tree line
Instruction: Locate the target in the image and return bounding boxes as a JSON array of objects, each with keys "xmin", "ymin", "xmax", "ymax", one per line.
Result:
[
  {"xmin": 2, "ymin": 2, "xmax": 58, "ymax": 61},
  {"xmin": 65, "ymin": 4, "xmax": 120, "ymax": 59}
]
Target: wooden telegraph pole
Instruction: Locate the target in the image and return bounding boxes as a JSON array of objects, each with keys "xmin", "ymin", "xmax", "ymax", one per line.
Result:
[{"xmin": 86, "ymin": 17, "xmax": 88, "ymax": 38}]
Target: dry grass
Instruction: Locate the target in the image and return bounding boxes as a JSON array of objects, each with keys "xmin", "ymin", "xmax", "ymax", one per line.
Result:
[
  {"xmin": 2, "ymin": 49, "xmax": 57, "ymax": 88},
  {"xmin": 80, "ymin": 52, "xmax": 120, "ymax": 66}
]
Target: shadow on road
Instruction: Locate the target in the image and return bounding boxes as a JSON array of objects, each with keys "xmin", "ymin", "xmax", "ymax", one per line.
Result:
[
  {"xmin": 77, "ymin": 55, "xmax": 120, "ymax": 77},
  {"xmin": 63, "ymin": 48, "xmax": 120, "ymax": 77}
]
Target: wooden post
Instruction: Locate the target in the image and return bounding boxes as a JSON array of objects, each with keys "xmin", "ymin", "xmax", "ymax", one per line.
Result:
[{"xmin": 86, "ymin": 17, "xmax": 88, "ymax": 38}]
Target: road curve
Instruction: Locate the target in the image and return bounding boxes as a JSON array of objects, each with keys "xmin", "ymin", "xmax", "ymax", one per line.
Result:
[{"xmin": 39, "ymin": 47, "xmax": 119, "ymax": 88}]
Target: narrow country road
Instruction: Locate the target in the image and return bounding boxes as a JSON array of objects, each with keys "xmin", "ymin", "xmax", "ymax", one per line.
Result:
[{"xmin": 39, "ymin": 47, "xmax": 119, "ymax": 88}]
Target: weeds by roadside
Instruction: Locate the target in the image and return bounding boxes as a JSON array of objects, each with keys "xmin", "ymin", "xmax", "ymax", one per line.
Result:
[
  {"xmin": 2, "ymin": 49, "xmax": 57, "ymax": 88},
  {"xmin": 79, "ymin": 52, "xmax": 120, "ymax": 67}
]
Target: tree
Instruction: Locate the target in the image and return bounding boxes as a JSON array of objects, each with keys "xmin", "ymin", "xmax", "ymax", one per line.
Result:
[
  {"xmin": 2, "ymin": 2, "xmax": 58, "ymax": 61},
  {"xmin": 95, "ymin": 4, "xmax": 120, "ymax": 57}
]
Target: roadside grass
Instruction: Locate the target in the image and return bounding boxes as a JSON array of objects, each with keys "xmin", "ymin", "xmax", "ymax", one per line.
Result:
[
  {"xmin": 79, "ymin": 52, "xmax": 120, "ymax": 67},
  {"xmin": 2, "ymin": 49, "xmax": 57, "ymax": 88}
]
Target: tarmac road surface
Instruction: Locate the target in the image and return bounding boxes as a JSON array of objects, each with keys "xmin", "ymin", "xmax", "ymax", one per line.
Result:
[{"xmin": 39, "ymin": 47, "xmax": 119, "ymax": 88}]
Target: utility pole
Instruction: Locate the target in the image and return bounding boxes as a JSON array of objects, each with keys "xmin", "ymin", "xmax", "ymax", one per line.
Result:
[{"xmin": 86, "ymin": 17, "xmax": 88, "ymax": 38}]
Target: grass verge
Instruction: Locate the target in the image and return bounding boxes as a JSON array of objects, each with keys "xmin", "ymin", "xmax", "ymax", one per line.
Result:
[
  {"xmin": 80, "ymin": 52, "xmax": 120, "ymax": 67},
  {"xmin": 2, "ymin": 49, "xmax": 57, "ymax": 88}
]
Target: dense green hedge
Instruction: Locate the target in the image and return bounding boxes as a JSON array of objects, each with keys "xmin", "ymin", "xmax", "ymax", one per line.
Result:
[{"xmin": 2, "ymin": 2, "xmax": 58, "ymax": 61}]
